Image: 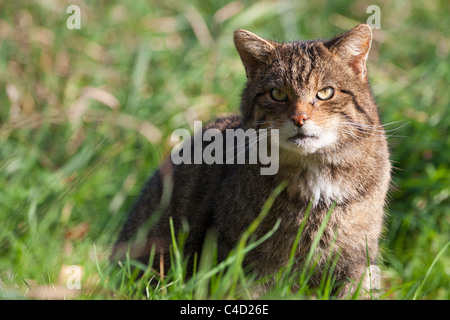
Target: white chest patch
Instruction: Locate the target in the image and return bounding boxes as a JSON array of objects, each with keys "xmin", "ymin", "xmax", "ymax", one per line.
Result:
[{"xmin": 296, "ymin": 164, "xmax": 344, "ymax": 207}]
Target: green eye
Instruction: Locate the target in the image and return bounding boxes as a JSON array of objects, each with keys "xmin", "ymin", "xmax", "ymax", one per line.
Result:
[
  {"xmin": 270, "ymin": 88, "xmax": 288, "ymax": 102},
  {"xmin": 316, "ymin": 87, "xmax": 334, "ymax": 100}
]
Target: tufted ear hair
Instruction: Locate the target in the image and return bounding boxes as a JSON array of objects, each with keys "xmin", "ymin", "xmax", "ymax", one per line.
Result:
[
  {"xmin": 325, "ymin": 24, "xmax": 373, "ymax": 79},
  {"xmin": 234, "ymin": 29, "xmax": 277, "ymax": 79}
]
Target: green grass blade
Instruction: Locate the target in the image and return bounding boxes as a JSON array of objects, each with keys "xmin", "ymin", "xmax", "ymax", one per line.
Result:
[{"xmin": 412, "ymin": 240, "xmax": 450, "ymax": 300}]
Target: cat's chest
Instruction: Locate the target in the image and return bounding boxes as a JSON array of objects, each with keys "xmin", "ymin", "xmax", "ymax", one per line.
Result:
[{"xmin": 288, "ymin": 165, "xmax": 345, "ymax": 207}]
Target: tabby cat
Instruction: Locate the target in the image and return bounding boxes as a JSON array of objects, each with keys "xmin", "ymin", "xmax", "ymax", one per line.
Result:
[{"xmin": 112, "ymin": 24, "xmax": 391, "ymax": 298}]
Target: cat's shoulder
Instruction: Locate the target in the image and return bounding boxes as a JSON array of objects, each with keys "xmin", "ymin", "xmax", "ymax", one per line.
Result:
[{"xmin": 204, "ymin": 114, "xmax": 242, "ymax": 132}]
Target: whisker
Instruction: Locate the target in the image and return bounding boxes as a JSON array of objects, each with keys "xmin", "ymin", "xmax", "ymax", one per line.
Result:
[
  {"xmin": 333, "ymin": 124, "xmax": 388, "ymax": 136},
  {"xmin": 333, "ymin": 123, "xmax": 408, "ymax": 139},
  {"xmin": 332, "ymin": 115, "xmax": 407, "ymax": 129},
  {"xmin": 336, "ymin": 129, "xmax": 362, "ymax": 142},
  {"xmin": 337, "ymin": 128, "xmax": 406, "ymax": 141},
  {"xmin": 234, "ymin": 131, "xmax": 270, "ymax": 160},
  {"xmin": 225, "ymin": 129, "xmax": 272, "ymax": 155},
  {"xmin": 332, "ymin": 120, "xmax": 409, "ymax": 133},
  {"xmin": 332, "ymin": 121, "xmax": 402, "ymax": 131}
]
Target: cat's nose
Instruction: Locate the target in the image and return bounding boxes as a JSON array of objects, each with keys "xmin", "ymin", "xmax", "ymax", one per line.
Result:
[{"xmin": 290, "ymin": 113, "xmax": 308, "ymax": 127}]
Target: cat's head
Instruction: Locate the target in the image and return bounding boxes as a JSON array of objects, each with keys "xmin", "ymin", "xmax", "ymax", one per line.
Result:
[{"xmin": 234, "ymin": 24, "xmax": 382, "ymax": 158}]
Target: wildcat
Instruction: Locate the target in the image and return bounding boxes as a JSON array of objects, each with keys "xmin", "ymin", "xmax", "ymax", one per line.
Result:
[{"xmin": 112, "ymin": 24, "xmax": 391, "ymax": 298}]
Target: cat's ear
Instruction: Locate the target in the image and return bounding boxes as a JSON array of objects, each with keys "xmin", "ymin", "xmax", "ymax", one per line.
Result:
[
  {"xmin": 234, "ymin": 29, "xmax": 277, "ymax": 79},
  {"xmin": 325, "ymin": 24, "xmax": 372, "ymax": 79}
]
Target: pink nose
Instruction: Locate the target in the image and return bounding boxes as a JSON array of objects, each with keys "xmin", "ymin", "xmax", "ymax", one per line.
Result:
[{"xmin": 290, "ymin": 113, "xmax": 308, "ymax": 127}]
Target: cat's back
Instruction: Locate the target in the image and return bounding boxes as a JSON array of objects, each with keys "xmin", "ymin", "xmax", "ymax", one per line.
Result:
[{"xmin": 112, "ymin": 115, "xmax": 243, "ymax": 262}]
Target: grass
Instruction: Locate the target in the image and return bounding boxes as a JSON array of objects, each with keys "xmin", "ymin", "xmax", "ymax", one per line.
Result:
[{"xmin": 0, "ymin": 0, "xmax": 449, "ymax": 299}]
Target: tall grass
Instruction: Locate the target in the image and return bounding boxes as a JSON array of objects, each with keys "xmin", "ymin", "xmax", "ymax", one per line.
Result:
[
  {"xmin": 93, "ymin": 190, "xmax": 365, "ymax": 300},
  {"xmin": 0, "ymin": 0, "xmax": 448, "ymax": 299}
]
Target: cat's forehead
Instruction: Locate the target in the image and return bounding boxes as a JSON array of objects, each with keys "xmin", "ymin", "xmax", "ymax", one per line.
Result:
[
  {"xmin": 267, "ymin": 40, "xmax": 334, "ymax": 89},
  {"xmin": 277, "ymin": 40, "xmax": 324, "ymax": 59}
]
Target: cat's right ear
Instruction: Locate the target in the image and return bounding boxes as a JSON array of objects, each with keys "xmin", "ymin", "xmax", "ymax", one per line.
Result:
[{"xmin": 234, "ymin": 29, "xmax": 277, "ymax": 79}]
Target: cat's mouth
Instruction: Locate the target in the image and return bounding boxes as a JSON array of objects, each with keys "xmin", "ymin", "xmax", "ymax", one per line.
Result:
[
  {"xmin": 288, "ymin": 133, "xmax": 319, "ymax": 142},
  {"xmin": 280, "ymin": 121, "xmax": 337, "ymax": 154}
]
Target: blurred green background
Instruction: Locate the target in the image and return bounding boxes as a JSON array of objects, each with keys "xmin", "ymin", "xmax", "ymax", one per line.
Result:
[{"xmin": 0, "ymin": 0, "xmax": 448, "ymax": 299}]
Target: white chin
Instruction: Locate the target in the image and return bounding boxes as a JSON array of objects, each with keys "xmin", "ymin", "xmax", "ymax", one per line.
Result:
[{"xmin": 282, "ymin": 132, "xmax": 338, "ymax": 155}]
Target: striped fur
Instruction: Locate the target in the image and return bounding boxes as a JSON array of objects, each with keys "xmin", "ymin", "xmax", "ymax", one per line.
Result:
[{"xmin": 113, "ymin": 25, "xmax": 391, "ymax": 298}]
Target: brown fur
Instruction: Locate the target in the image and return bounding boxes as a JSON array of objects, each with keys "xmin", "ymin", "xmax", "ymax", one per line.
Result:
[{"xmin": 112, "ymin": 24, "xmax": 391, "ymax": 298}]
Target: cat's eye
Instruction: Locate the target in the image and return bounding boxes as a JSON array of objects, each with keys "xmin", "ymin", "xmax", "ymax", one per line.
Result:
[
  {"xmin": 316, "ymin": 87, "xmax": 334, "ymax": 100},
  {"xmin": 270, "ymin": 88, "xmax": 288, "ymax": 102}
]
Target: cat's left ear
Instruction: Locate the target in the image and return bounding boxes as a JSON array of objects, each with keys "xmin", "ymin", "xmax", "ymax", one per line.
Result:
[
  {"xmin": 325, "ymin": 24, "xmax": 373, "ymax": 79},
  {"xmin": 234, "ymin": 29, "xmax": 277, "ymax": 79}
]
